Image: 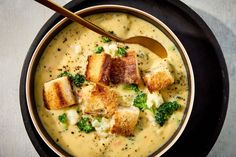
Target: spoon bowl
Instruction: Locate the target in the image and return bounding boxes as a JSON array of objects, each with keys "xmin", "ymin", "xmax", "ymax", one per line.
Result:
[{"xmin": 124, "ymin": 36, "xmax": 167, "ymax": 58}]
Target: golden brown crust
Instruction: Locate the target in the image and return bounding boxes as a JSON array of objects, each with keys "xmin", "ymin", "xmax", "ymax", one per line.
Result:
[
  {"xmin": 54, "ymin": 82, "xmax": 68, "ymax": 108},
  {"xmin": 43, "ymin": 89, "xmax": 49, "ymax": 110},
  {"xmin": 110, "ymin": 51, "xmax": 141, "ymax": 84},
  {"xmin": 43, "ymin": 76, "xmax": 76, "ymax": 110},
  {"xmin": 143, "ymin": 70, "xmax": 174, "ymax": 92},
  {"xmin": 82, "ymin": 85, "xmax": 119, "ymax": 118},
  {"xmin": 111, "ymin": 106, "xmax": 140, "ymax": 136},
  {"xmin": 86, "ymin": 53, "xmax": 111, "ymax": 85},
  {"xmin": 100, "ymin": 55, "xmax": 112, "ymax": 84},
  {"xmin": 85, "ymin": 55, "xmax": 92, "ymax": 80},
  {"xmin": 110, "ymin": 58, "xmax": 125, "ymax": 84}
]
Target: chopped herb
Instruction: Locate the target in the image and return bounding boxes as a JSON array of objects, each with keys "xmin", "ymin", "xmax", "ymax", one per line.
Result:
[
  {"xmin": 95, "ymin": 46, "xmax": 104, "ymax": 54},
  {"xmin": 155, "ymin": 101, "xmax": 181, "ymax": 126},
  {"xmin": 58, "ymin": 71, "xmax": 85, "ymax": 87},
  {"xmin": 117, "ymin": 47, "xmax": 127, "ymax": 57},
  {"xmin": 58, "ymin": 113, "xmax": 67, "ymax": 124},
  {"xmin": 57, "ymin": 71, "xmax": 73, "ymax": 79},
  {"xmin": 124, "ymin": 84, "xmax": 140, "ymax": 93},
  {"xmin": 102, "ymin": 36, "xmax": 111, "ymax": 43},
  {"xmin": 76, "ymin": 117, "xmax": 95, "ymax": 133},
  {"xmin": 73, "ymin": 74, "xmax": 85, "ymax": 87},
  {"xmin": 133, "ymin": 92, "xmax": 148, "ymax": 111}
]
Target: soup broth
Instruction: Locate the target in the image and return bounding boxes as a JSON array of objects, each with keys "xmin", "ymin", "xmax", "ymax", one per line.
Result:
[{"xmin": 34, "ymin": 13, "xmax": 188, "ymax": 157}]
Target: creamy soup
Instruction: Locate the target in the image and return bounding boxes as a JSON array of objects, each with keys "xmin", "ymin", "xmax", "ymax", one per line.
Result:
[{"xmin": 34, "ymin": 13, "xmax": 188, "ymax": 157}]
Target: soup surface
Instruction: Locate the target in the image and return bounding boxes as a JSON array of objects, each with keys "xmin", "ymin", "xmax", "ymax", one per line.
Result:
[{"xmin": 34, "ymin": 13, "xmax": 188, "ymax": 157}]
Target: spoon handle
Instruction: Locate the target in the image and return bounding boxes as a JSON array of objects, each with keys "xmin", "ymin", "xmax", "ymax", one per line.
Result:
[{"xmin": 35, "ymin": 0, "xmax": 122, "ymax": 41}]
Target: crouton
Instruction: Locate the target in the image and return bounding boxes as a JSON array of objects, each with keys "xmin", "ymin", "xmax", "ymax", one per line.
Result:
[
  {"xmin": 86, "ymin": 53, "xmax": 112, "ymax": 85},
  {"xmin": 110, "ymin": 51, "xmax": 141, "ymax": 85},
  {"xmin": 142, "ymin": 64, "xmax": 174, "ymax": 92},
  {"xmin": 110, "ymin": 106, "xmax": 140, "ymax": 136},
  {"xmin": 81, "ymin": 85, "xmax": 119, "ymax": 118},
  {"xmin": 43, "ymin": 76, "xmax": 76, "ymax": 110}
]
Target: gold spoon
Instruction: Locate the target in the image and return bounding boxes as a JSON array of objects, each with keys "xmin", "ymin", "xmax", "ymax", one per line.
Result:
[{"xmin": 35, "ymin": 0, "xmax": 167, "ymax": 58}]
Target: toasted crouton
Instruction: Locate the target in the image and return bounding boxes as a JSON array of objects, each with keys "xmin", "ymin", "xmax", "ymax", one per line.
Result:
[
  {"xmin": 110, "ymin": 51, "xmax": 141, "ymax": 85},
  {"xmin": 142, "ymin": 64, "xmax": 174, "ymax": 92},
  {"xmin": 43, "ymin": 76, "xmax": 76, "ymax": 110},
  {"xmin": 110, "ymin": 106, "xmax": 140, "ymax": 136},
  {"xmin": 80, "ymin": 85, "xmax": 119, "ymax": 118},
  {"xmin": 86, "ymin": 53, "xmax": 111, "ymax": 85}
]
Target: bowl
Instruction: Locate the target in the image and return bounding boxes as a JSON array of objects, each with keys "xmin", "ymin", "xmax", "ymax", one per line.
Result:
[{"xmin": 24, "ymin": 5, "xmax": 194, "ymax": 157}]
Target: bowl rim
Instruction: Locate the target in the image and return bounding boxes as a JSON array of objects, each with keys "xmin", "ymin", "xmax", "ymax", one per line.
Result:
[{"xmin": 25, "ymin": 4, "xmax": 195, "ymax": 157}]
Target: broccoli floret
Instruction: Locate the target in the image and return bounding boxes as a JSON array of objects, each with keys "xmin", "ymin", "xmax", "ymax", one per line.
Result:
[
  {"xmin": 102, "ymin": 36, "xmax": 111, "ymax": 43},
  {"xmin": 76, "ymin": 117, "xmax": 95, "ymax": 133},
  {"xmin": 57, "ymin": 71, "xmax": 73, "ymax": 79},
  {"xmin": 58, "ymin": 113, "xmax": 68, "ymax": 130},
  {"xmin": 72, "ymin": 74, "xmax": 85, "ymax": 87},
  {"xmin": 58, "ymin": 113, "xmax": 67, "ymax": 124},
  {"xmin": 148, "ymin": 105, "xmax": 156, "ymax": 114},
  {"xmin": 133, "ymin": 92, "xmax": 148, "ymax": 111},
  {"xmin": 117, "ymin": 47, "xmax": 127, "ymax": 57},
  {"xmin": 95, "ymin": 46, "xmax": 104, "ymax": 54},
  {"xmin": 58, "ymin": 71, "xmax": 85, "ymax": 87},
  {"xmin": 155, "ymin": 101, "xmax": 181, "ymax": 126},
  {"xmin": 124, "ymin": 83, "xmax": 140, "ymax": 93}
]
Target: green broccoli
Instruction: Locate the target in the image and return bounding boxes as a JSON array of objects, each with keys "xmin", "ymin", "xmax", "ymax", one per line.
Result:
[
  {"xmin": 58, "ymin": 113, "xmax": 68, "ymax": 130},
  {"xmin": 102, "ymin": 36, "xmax": 111, "ymax": 43},
  {"xmin": 72, "ymin": 74, "xmax": 85, "ymax": 87},
  {"xmin": 95, "ymin": 46, "xmax": 104, "ymax": 54},
  {"xmin": 76, "ymin": 117, "xmax": 95, "ymax": 133},
  {"xmin": 58, "ymin": 113, "xmax": 67, "ymax": 124},
  {"xmin": 133, "ymin": 92, "xmax": 148, "ymax": 111},
  {"xmin": 57, "ymin": 71, "xmax": 73, "ymax": 79},
  {"xmin": 124, "ymin": 83, "xmax": 140, "ymax": 93},
  {"xmin": 117, "ymin": 47, "xmax": 127, "ymax": 57},
  {"xmin": 58, "ymin": 71, "xmax": 85, "ymax": 87},
  {"xmin": 155, "ymin": 101, "xmax": 181, "ymax": 126}
]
